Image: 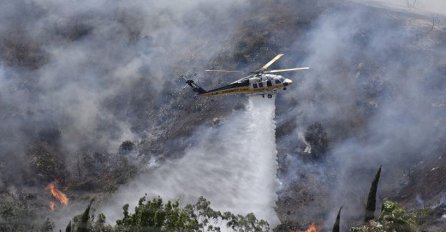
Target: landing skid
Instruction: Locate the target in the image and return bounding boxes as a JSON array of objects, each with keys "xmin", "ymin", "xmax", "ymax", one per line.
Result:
[{"xmin": 261, "ymin": 94, "xmax": 273, "ymax": 99}]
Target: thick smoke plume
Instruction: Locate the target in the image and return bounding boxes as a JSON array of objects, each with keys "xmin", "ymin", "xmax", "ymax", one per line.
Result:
[
  {"xmin": 276, "ymin": 0, "xmax": 446, "ymax": 228},
  {"xmin": 0, "ymin": 0, "xmax": 248, "ymax": 184},
  {"xmin": 99, "ymin": 96, "xmax": 279, "ymax": 227}
]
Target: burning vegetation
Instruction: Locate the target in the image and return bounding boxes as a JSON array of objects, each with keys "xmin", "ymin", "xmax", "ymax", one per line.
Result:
[
  {"xmin": 46, "ymin": 181, "xmax": 69, "ymax": 207},
  {"xmin": 305, "ymin": 223, "xmax": 319, "ymax": 232}
]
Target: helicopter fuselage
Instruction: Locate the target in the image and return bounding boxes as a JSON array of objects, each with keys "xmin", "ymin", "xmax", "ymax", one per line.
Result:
[
  {"xmin": 184, "ymin": 53, "xmax": 307, "ymax": 98},
  {"xmin": 200, "ymin": 74, "xmax": 293, "ymax": 97}
]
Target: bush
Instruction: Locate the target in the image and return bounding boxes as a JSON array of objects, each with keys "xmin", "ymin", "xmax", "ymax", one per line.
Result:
[{"xmin": 351, "ymin": 200, "xmax": 419, "ymax": 232}]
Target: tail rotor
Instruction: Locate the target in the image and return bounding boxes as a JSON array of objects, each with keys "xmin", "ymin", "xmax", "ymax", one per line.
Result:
[{"xmin": 180, "ymin": 73, "xmax": 207, "ymax": 94}]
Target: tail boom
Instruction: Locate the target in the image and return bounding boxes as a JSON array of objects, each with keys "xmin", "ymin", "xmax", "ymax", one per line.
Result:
[{"xmin": 186, "ymin": 80, "xmax": 207, "ymax": 94}]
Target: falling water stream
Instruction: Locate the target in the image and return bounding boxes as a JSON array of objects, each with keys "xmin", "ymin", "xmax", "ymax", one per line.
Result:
[{"xmin": 100, "ymin": 95, "xmax": 279, "ymax": 227}]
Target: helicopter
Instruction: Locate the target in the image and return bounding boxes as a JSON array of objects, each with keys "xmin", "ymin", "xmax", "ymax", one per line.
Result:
[{"xmin": 183, "ymin": 54, "xmax": 309, "ymax": 98}]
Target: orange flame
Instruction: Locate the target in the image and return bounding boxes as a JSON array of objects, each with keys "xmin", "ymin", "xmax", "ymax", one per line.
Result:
[
  {"xmin": 49, "ymin": 201, "xmax": 56, "ymax": 211},
  {"xmin": 46, "ymin": 181, "xmax": 69, "ymax": 206},
  {"xmin": 305, "ymin": 223, "xmax": 319, "ymax": 232}
]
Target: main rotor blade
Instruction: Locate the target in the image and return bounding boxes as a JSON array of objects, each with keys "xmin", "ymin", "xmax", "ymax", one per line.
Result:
[
  {"xmin": 261, "ymin": 54, "xmax": 284, "ymax": 70},
  {"xmin": 266, "ymin": 67, "xmax": 310, "ymax": 73},
  {"xmin": 205, "ymin": 69, "xmax": 243, "ymax": 73}
]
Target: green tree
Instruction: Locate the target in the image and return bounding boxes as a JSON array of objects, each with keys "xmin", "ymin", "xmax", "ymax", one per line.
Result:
[
  {"xmin": 332, "ymin": 207, "xmax": 342, "ymax": 232},
  {"xmin": 351, "ymin": 200, "xmax": 419, "ymax": 232},
  {"xmin": 67, "ymin": 195, "xmax": 269, "ymax": 232},
  {"xmin": 40, "ymin": 218, "xmax": 55, "ymax": 232},
  {"xmin": 365, "ymin": 166, "xmax": 382, "ymax": 222}
]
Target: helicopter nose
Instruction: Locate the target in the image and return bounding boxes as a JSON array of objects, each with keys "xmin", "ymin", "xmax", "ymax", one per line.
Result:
[{"xmin": 283, "ymin": 79, "xmax": 293, "ymax": 86}]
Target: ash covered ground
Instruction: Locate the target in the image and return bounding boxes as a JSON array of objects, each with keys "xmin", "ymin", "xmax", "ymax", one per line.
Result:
[{"xmin": 0, "ymin": 0, "xmax": 445, "ymax": 231}]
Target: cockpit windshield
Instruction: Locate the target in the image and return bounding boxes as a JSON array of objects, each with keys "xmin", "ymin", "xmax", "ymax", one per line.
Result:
[{"xmin": 275, "ymin": 77, "xmax": 285, "ymax": 84}]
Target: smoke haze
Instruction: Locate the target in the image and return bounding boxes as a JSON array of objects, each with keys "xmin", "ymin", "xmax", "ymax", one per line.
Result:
[
  {"xmin": 1, "ymin": 0, "xmax": 446, "ymax": 230},
  {"xmin": 98, "ymin": 96, "xmax": 279, "ymax": 228},
  {"xmin": 0, "ymin": 0, "xmax": 248, "ymax": 183},
  {"xmin": 360, "ymin": 0, "xmax": 446, "ymax": 16},
  {"xmin": 275, "ymin": 0, "xmax": 446, "ymax": 228}
]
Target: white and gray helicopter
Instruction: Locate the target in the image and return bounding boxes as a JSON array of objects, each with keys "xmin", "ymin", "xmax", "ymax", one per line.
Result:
[{"xmin": 184, "ymin": 54, "xmax": 309, "ymax": 98}]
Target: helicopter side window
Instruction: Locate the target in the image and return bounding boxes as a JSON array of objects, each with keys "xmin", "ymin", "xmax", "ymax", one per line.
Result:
[
  {"xmin": 240, "ymin": 79, "xmax": 249, "ymax": 85},
  {"xmin": 258, "ymin": 83, "xmax": 263, "ymax": 88},
  {"xmin": 253, "ymin": 83, "xmax": 258, "ymax": 88},
  {"xmin": 275, "ymin": 79, "xmax": 281, "ymax": 84},
  {"xmin": 267, "ymin": 80, "xmax": 272, "ymax": 87}
]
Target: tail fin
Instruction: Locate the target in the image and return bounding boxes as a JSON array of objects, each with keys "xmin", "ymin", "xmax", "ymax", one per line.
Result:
[{"xmin": 186, "ymin": 80, "xmax": 207, "ymax": 94}]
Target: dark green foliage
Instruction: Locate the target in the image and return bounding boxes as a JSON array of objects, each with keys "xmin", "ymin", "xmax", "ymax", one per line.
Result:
[
  {"xmin": 65, "ymin": 221, "xmax": 71, "ymax": 232},
  {"xmin": 379, "ymin": 201, "xmax": 418, "ymax": 232},
  {"xmin": 224, "ymin": 212, "xmax": 270, "ymax": 232},
  {"xmin": 115, "ymin": 196, "xmax": 199, "ymax": 231},
  {"xmin": 365, "ymin": 166, "xmax": 381, "ymax": 222},
  {"xmin": 40, "ymin": 218, "xmax": 55, "ymax": 232},
  {"xmin": 78, "ymin": 199, "xmax": 94, "ymax": 232},
  {"xmin": 351, "ymin": 201, "xmax": 419, "ymax": 232},
  {"xmin": 67, "ymin": 195, "xmax": 270, "ymax": 232},
  {"xmin": 92, "ymin": 213, "xmax": 112, "ymax": 232},
  {"xmin": 332, "ymin": 207, "xmax": 342, "ymax": 232},
  {"xmin": 69, "ymin": 199, "xmax": 105, "ymax": 232},
  {"xmin": 0, "ymin": 193, "xmax": 39, "ymax": 232},
  {"xmin": 272, "ymin": 221, "xmax": 294, "ymax": 232}
]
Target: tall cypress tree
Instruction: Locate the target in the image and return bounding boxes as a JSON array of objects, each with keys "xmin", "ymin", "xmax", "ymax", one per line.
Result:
[
  {"xmin": 364, "ymin": 166, "xmax": 382, "ymax": 222},
  {"xmin": 65, "ymin": 220, "xmax": 71, "ymax": 232},
  {"xmin": 332, "ymin": 206, "xmax": 342, "ymax": 232},
  {"xmin": 78, "ymin": 199, "xmax": 95, "ymax": 232}
]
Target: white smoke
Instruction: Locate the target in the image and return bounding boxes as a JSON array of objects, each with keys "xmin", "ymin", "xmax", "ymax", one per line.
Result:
[
  {"xmin": 270, "ymin": 0, "xmax": 446, "ymax": 228},
  {"xmin": 98, "ymin": 96, "xmax": 279, "ymax": 227},
  {"xmin": 0, "ymin": 0, "xmax": 249, "ymax": 158},
  {"xmin": 357, "ymin": 0, "xmax": 446, "ymax": 16}
]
